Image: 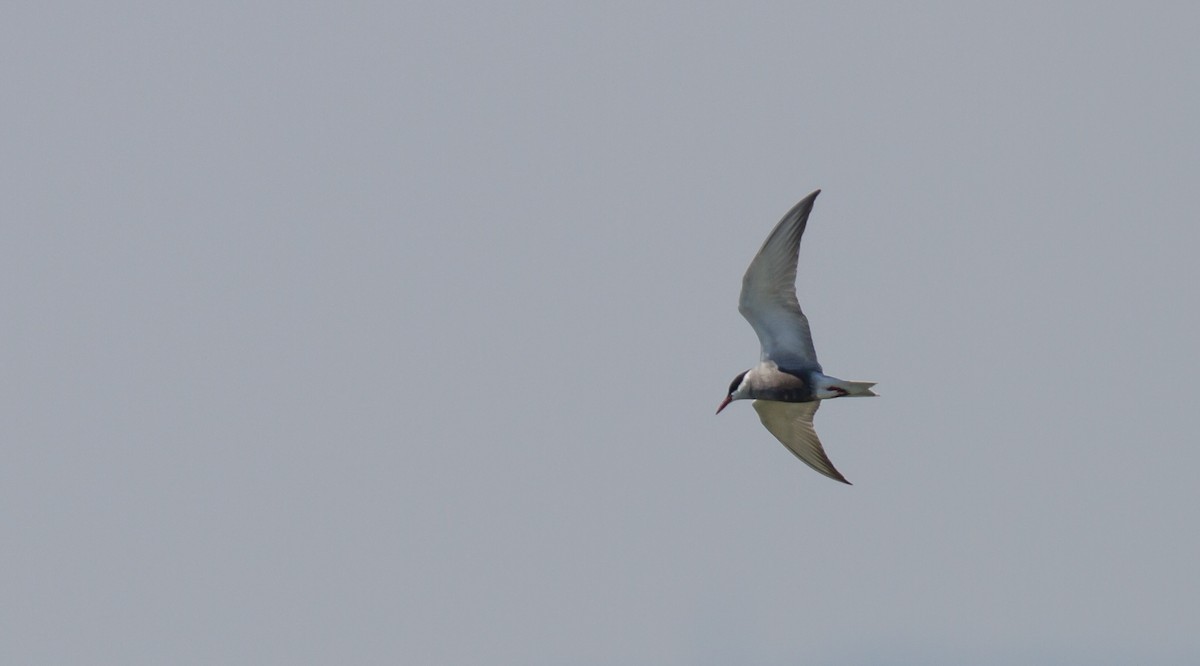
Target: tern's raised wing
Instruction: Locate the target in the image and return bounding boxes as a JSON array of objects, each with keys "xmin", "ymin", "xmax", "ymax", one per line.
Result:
[
  {"xmin": 738, "ymin": 190, "xmax": 822, "ymax": 372},
  {"xmin": 752, "ymin": 399, "xmax": 849, "ymax": 484}
]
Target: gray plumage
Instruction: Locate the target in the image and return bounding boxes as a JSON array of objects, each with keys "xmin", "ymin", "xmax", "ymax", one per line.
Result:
[
  {"xmin": 738, "ymin": 191, "xmax": 823, "ymax": 372},
  {"xmin": 718, "ymin": 189, "xmax": 877, "ymax": 485}
]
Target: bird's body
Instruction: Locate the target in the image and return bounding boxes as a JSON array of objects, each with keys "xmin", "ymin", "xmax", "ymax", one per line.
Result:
[{"xmin": 717, "ymin": 190, "xmax": 876, "ymax": 484}]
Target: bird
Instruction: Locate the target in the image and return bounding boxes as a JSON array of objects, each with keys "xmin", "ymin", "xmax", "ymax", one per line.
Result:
[{"xmin": 716, "ymin": 189, "xmax": 877, "ymax": 484}]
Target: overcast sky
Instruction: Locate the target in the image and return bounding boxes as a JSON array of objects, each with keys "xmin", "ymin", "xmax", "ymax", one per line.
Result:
[{"xmin": 4, "ymin": 3, "xmax": 1199, "ymax": 664}]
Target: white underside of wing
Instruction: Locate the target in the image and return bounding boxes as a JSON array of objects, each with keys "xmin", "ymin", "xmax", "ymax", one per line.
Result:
[
  {"xmin": 752, "ymin": 399, "xmax": 849, "ymax": 484},
  {"xmin": 738, "ymin": 191, "xmax": 822, "ymax": 370},
  {"xmin": 739, "ymin": 296, "xmax": 819, "ymax": 369}
]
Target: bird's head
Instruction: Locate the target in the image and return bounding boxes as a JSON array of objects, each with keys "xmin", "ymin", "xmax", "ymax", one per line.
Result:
[{"xmin": 716, "ymin": 370, "xmax": 750, "ymax": 414}]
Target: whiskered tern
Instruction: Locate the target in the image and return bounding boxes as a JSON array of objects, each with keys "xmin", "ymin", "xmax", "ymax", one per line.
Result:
[{"xmin": 717, "ymin": 190, "xmax": 877, "ymax": 484}]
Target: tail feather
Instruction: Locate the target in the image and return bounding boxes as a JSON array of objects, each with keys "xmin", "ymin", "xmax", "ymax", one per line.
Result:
[{"xmin": 839, "ymin": 380, "xmax": 878, "ymax": 397}]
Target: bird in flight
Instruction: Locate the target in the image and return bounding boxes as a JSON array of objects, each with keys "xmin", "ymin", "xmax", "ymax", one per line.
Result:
[{"xmin": 716, "ymin": 190, "xmax": 877, "ymax": 484}]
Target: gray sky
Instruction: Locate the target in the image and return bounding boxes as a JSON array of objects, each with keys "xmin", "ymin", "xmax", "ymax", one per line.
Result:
[{"xmin": 4, "ymin": 3, "xmax": 1199, "ymax": 664}]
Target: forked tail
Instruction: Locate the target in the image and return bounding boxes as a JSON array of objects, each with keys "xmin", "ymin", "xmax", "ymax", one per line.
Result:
[{"xmin": 838, "ymin": 380, "xmax": 878, "ymax": 397}]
